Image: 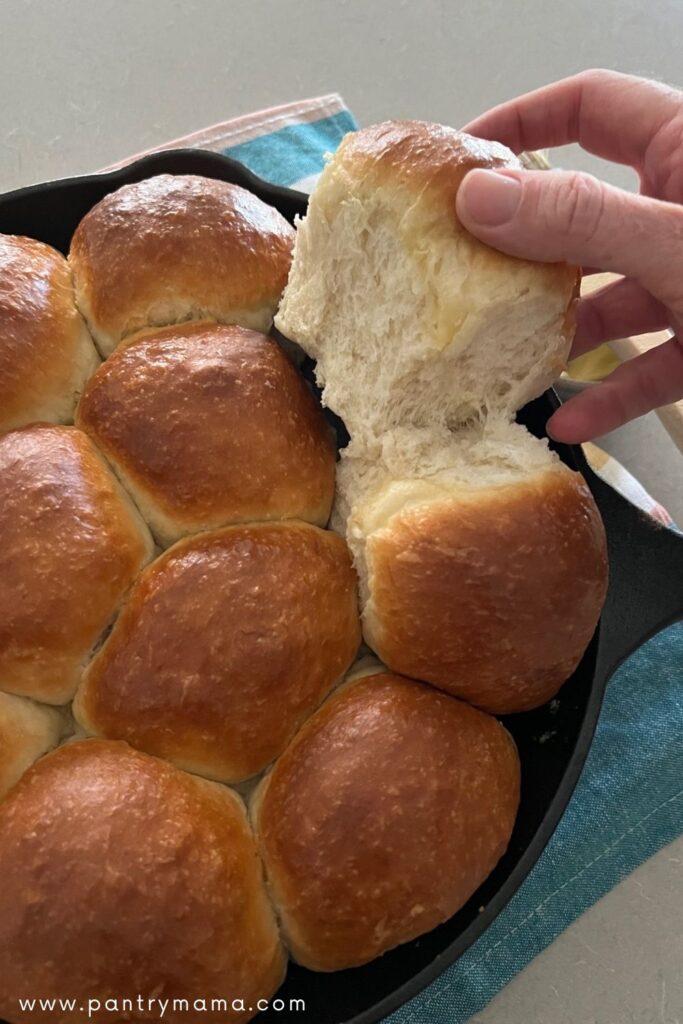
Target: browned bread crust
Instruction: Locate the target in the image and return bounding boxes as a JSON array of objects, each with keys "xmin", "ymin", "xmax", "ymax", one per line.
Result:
[
  {"xmin": 74, "ymin": 522, "xmax": 361, "ymax": 782},
  {"xmin": 0, "ymin": 425, "xmax": 153, "ymax": 704},
  {"xmin": 0, "ymin": 740, "xmax": 285, "ymax": 1023},
  {"xmin": 76, "ymin": 322, "xmax": 335, "ymax": 545},
  {"xmin": 253, "ymin": 671, "xmax": 520, "ymax": 971},
  {"xmin": 69, "ymin": 174, "xmax": 295, "ymax": 355}
]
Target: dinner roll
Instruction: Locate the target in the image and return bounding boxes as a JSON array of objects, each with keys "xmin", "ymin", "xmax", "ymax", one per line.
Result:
[
  {"xmin": 0, "ymin": 740, "xmax": 285, "ymax": 1024},
  {"xmin": 74, "ymin": 522, "xmax": 360, "ymax": 783},
  {"xmin": 70, "ymin": 174, "xmax": 295, "ymax": 355},
  {"xmin": 252, "ymin": 671, "xmax": 520, "ymax": 971},
  {"xmin": 0, "ymin": 692, "xmax": 67, "ymax": 800},
  {"xmin": 0, "ymin": 234, "xmax": 99, "ymax": 433},
  {"xmin": 275, "ymin": 120, "xmax": 577, "ymax": 446},
  {"xmin": 334, "ymin": 421, "xmax": 608, "ymax": 713},
  {"xmin": 76, "ymin": 322, "xmax": 336, "ymax": 545},
  {"xmin": 0, "ymin": 425, "xmax": 154, "ymax": 704}
]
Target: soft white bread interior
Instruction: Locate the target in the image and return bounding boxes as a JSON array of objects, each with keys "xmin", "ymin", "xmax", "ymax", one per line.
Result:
[
  {"xmin": 275, "ymin": 121, "xmax": 578, "ymax": 447},
  {"xmin": 333, "ymin": 417, "xmax": 558, "ymax": 596},
  {"xmin": 333, "ymin": 421, "xmax": 608, "ymax": 713}
]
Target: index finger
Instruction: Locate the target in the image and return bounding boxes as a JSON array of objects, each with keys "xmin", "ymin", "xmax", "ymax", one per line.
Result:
[{"xmin": 462, "ymin": 69, "xmax": 682, "ymax": 170}]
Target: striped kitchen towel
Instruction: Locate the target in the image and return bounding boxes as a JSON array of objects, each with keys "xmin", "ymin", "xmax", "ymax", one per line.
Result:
[{"xmin": 106, "ymin": 93, "xmax": 356, "ymax": 194}]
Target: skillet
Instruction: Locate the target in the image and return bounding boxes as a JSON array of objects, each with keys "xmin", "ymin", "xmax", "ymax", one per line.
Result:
[{"xmin": 1, "ymin": 149, "xmax": 682, "ymax": 1024}]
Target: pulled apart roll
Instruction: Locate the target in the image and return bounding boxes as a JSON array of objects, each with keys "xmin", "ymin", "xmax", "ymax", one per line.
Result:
[
  {"xmin": 334, "ymin": 423, "xmax": 608, "ymax": 713},
  {"xmin": 252, "ymin": 671, "xmax": 520, "ymax": 971},
  {"xmin": 69, "ymin": 174, "xmax": 295, "ymax": 355},
  {"xmin": 276, "ymin": 120, "xmax": 578, "ymax": 445},
  {"xmin": 74, "ymin": 522, "xmax": 361, "ymax": 783},
  {"xmin": 0, "ymin": 692, "xmax": 68, "ymax": 799},
  {"xmin": 0, "ymin": 425, "xmax": 154, "ymax": 704},
  {"xmin": 76, "ymin": 322, "xmax": 336, "ymax": 545},
  {"xmin": 0, "ymin": 234, "xmax": 99, "ymax": 433},
  {"xmin": 0, "ymin": 740, "xmax": 285, "ymax": 1024},
  {"xmin": 276, "ymin": 119, "xmax": 607, "ymax": 710}
]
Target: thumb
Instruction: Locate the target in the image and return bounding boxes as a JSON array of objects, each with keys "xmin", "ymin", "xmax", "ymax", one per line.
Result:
[{"xmin": 455, "ymin": 167, "xmax": 683, "ymax": 317}]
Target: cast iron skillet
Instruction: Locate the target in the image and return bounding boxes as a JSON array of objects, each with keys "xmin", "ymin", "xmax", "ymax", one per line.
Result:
[{"xmin": 1, "ymin": 151, "xmax": 682, "ymax": 1024}]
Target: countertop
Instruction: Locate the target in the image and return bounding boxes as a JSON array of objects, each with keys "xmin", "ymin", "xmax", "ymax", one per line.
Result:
[{"xmin": 2, "ymin": 2, "xmax": 682, "ymax": 1021}]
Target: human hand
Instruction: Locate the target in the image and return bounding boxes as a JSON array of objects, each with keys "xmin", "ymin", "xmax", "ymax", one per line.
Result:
[{"xmin": 455, "ymin": 69, "xmax": 683, "ymax": 442}]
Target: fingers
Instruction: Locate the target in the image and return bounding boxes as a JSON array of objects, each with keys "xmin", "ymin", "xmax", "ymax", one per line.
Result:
[
  {"xmin": 573, "ymin": 277, "xmax": 670, "ymax": 357},
  {"xmin": 462, "ymin": 69, "xmax": 682, "ymax": 170},
  {"xmin": 547, "ymin": 335, "xmax": 683, "ymax": 441},
  {"xmin": 455, "ymin": 167, "xmax": 683, "ymax": 314}
]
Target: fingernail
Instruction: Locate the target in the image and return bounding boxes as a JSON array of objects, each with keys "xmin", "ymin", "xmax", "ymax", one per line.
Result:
[
  {"xmin": 546, "ymin": 410, "xmax": 579, "ymax": 444},
  {"xmin": 458, "ymin": 169, "xmax": 522, "ymax": 226},
  {"xmin": 545, "ymin": 416, "xmax": 560, "ymax": 441}
]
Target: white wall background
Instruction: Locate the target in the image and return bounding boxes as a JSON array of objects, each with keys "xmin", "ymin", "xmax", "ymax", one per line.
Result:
[{"xmin": 2, "ymin": 0, "xmax": 682, "ymax": 194}]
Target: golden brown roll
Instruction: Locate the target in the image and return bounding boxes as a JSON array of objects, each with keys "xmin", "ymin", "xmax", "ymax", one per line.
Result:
[
  {"xmin": 74, "ymin": 522, "xmax": 360, "ymax": 783},
  {"xmin": 0, "ymin": 425, "xmax": 154, "ymax": 704},
  {"xmin": 276, "ymin": 120, "xmax": 578, "ymax": 446},
  {"xmin": 69, "ymin": 174, "xmax": 295, "ymax": 355},
  {"xmin": 252, "ymin": 671, "xmax": 520, "ymax": 971},
  {"xmin": 76, "ymin": 322, "xmax": 336, "ymax": 545},
  {"xmin": 0, "ymin": 692, "xmax": 67, "ymax": 800},
  {"xmin": 0, "ymin": 740, "xmax": 285, "ymax": 1024},
  {"xmin": 0, "ymin": 234, "xmax": 99, "ymax": 433},
  {"xmin": 335, "ymin": 423, "xmax": 608, "ymax": 714}
]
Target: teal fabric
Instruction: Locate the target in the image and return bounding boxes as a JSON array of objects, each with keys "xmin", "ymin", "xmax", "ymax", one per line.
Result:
[
  {"xmin": 223, "ymin": 110, "xmax": 357, "ymax": 188},
  {"xmin": 387, "ymin": 623, "xmax": 683, "ymax": 1023},
  {"xmin": 231, "ymin": 105, "xmax": 683, "ymax": 1022}
]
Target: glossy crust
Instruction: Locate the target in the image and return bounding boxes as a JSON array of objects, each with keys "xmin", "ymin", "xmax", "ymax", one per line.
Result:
[
  {"xmin": 342, "ymin": 120, "xmax": 577, "ymax": 317},
  {"xmin": 0, "ymin": 234, "xmax": 99, "ymax": 432},
  {"xmin": 69, "ymin": 174, "xmax": 295, "ymax": 355},
  {"xmin": 0, "ymin": 740, "xmax": 285, "ymax": 1024},
  {"xmin": 74, "ymin": 522, "xmax": 361, "ymax": 782},
  {"xmin": 253, "ymin": 672, "xmax": 520, "ymax": 971},
  {"xmin": 0, "ymin": 425, "xmax": 154, "ymax": 704},
  {"xmin": 0, "ymin": 692, "xmax": 66, "ymax": 800},
  {"xmin": 363, "ymin": 468, "xmax": 608, "ymax": 713},
  {"xmin": 335, "ymin": 118, "xmax": 522, "ymax": 200},
  {"xmin": 76, "ymin": 322, "xmax": 336, "ymax": 545}
]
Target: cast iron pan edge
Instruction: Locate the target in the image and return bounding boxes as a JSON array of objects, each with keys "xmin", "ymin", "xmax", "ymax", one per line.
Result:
[{"xmin": 0, "ymin": 152, "xmax": 682, "ymax": 1024}]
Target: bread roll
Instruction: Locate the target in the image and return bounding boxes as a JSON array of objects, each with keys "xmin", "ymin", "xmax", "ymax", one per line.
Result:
[
  {"xmin": 0, "ymin": 740, "xmax": 285, "ymax": 1024},
  {"xmin": 0, "ymin": 234, "xmax": 99, "ymax": 433},
  {"xmin": 76, "ymin": 322, "xmax": 336, "ymax": 545},
  {"xmin": 0, "ymin": 425, "xmax": 154, "ymax": 704},
  {"xmin": 0, "ymin": 692, "xmax": 67, "ymax": 799},
  {"xmin": 275, "ymin": 120, "xmax": 578, "ymax": 446},
  {"xmin": 74, "ymin": 522, "xmax": 361, "ymax": 783},
  {"xmin": 252, "ymin": 671, "xmax": 520, "ymax": 971},
  {"xmin": 334, "ymin": 422, "xmax": 608, "ymax": 713},
  {"xmin": 69, "ymin": 174, "xmax": 295, "ymax": 355}
]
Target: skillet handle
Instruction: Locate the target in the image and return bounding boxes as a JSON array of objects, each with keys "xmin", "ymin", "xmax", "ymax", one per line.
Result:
[{"xmin": 585, "ymin": 466, "xmax": 683, "ymax": 681}]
